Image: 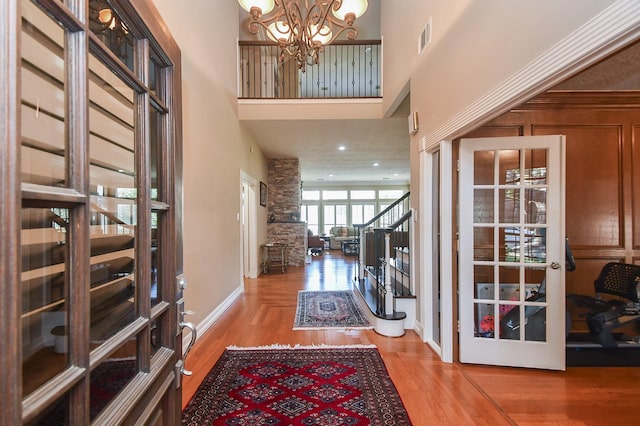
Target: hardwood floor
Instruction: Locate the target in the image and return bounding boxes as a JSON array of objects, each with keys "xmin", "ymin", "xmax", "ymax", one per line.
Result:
[{"xmin": 182, "ymin": 251, "xmax": 640, "ymax": 425}]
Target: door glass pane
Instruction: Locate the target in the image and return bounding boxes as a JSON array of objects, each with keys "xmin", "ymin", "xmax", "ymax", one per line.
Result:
[
  {"xmin": 499, "ymin": 188, "xmax": 519, "ymax": 223},
  {"xmin": 524, "ymin": 149, "xmax": 547, "ymax": 185},
  {"xmin": 474, "ymin": 265, "xmax": 494, "ymax": 299},
  {"xmin": 21, "ymin": 0, "xmax": 66, "ymax": 186},
  {"xmin": 150, "ymin": 108, "xmax": 162, "ymax": 200},
  {"xmin": 89, "ymin": 0, "xmax": 134, "ymax": 72},
  {"xmin": 525, "ymin": 189, "xmax": 546, "ymax": 224},
  {"xmin": 525, "ymin": 306, "xmax": 546, "ymax": 342},
  {"xmin": 475, "ymin": 303, "xmax": 495, "ymax": 338},
  {"xmin": 473, "ymin": 189, "xmax": 494, "ymax": 223},
  {"xmin": 89, "ymin": 53, "xmax": 136, "ymax": 343},
  {"xmin": 499, "ymin": 150, "xmax": 521, "ymax": 184},
  {"xmin": 473, "ymin": 150, "xmax": 495, "ymax": 185},
  {"xmin": 21, "ymin": 207, "xmax": 69, "ymax": 397},
  {"xmin": 473, "ymin": 227, "xmax": 493, "ymax": 261},
  {"xmin": 89, "ymin": 342, "xmax": 138, "ymax": 421},
  {"xmin": 25, "ymin": 393, "xmax": 69, "ymax": 425},
  {"xmin": 151, "ymin": 211, "xmax": 161, "ymax": 307}
]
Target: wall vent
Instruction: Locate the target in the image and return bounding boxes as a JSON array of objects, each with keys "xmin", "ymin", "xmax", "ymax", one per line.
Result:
[{"xmin": 418, "ymin": 18, "xmax": 432, "ymax": 56}]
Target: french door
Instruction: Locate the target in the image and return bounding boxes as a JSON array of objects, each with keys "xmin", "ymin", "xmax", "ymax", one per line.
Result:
[
  {"xmin": 1, "ymin": 0, "xmax": 184, "ymax": 423},
  {"xmin": 458, "ymin": 135, "xmax": 566, "ymax": 370}
]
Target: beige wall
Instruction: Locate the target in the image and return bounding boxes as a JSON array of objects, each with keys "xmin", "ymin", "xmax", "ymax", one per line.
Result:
[{"xmin": 152, "ymin": 0, "xmax": 268, "ymax": 328}]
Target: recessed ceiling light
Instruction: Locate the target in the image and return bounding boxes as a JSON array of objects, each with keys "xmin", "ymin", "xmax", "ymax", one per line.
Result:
[
  {"xmin": 338, "ymin": 146, "xmax": 346, "ymax": 151},
  {"xmin": 328, "ymin": 174, "xmax": 334, "ymax": 177},
  {"xmin": 373, "ymin": 163, "xmax": 379, "ymax": 167},
  {"xmin": 394, "ymin": 173, "xmax": 399, "ymax": 176}
]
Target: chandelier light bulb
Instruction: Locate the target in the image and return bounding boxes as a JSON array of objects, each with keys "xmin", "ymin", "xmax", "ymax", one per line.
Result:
[
  {"xmin": 98, "ymin": 8, "xmax": 113, "ymax": 24},
  {"xmin": 238, "ymin": 0, "xmax": 275, "ymax": 15},
  {"xmin": 309, "ymin": 24, "xmax": 332, "ymax": 45},
  {"xmin": 332, "ymin": 0, "xmax": 368, "ymax": 21},
  {"xmin": 267, "ymin": 21, "xmax": 292, "ymax": 42}
]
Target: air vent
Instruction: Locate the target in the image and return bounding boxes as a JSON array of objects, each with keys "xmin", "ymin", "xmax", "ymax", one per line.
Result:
[{"xmin": 418, "ymin": 18, "xmax": 432, "ymax": 56}]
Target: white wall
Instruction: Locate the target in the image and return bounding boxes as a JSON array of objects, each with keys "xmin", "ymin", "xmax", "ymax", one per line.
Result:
[{"xmin": 152, "ymin": 0, "xmax": 268, "ymax": 329}]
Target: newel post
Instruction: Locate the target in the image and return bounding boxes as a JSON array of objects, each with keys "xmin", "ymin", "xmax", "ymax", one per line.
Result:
[{"xmin": 384, "ymin": 231, "xmax": 393, "ymax": 315}]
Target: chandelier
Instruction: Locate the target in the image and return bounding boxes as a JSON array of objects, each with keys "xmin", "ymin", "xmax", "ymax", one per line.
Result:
[
  {"xmin": 238, "ymin": 0, "xmax": 369, "ymax": 69},
  {"xmin": 88, "ymin": 0, "xmax": 132, "ymax": 62}
]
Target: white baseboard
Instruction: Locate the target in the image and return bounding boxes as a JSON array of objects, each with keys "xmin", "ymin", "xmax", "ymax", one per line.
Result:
[{"xmin": 182, "ymin": 283, "xmax": 244, "ymax": 355}]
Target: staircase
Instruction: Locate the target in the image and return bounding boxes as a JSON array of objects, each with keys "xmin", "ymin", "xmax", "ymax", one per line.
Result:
[{"xmin": 352, "ymin": 193, "xmax": 415, "ymax": 337}]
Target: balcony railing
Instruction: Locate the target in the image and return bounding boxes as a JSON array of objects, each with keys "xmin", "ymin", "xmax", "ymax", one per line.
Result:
[{"xmin": 238, "ymin": 40, "xmax": 381, "ymax": 99}]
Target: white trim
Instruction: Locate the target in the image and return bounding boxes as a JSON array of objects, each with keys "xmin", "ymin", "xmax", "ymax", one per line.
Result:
[
  {"xmin": 182, "ymin": 284, "xmax": 244, "ymax": 355},
  {"xmin": 439, "ymin": 141, "xmax": 454, "ymax": 363},
  {"xmin": 421, "ymin": 0, "xmax": 640, "ymax": 152}
]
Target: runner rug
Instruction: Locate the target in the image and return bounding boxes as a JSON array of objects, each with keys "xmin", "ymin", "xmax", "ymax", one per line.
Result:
[
  {"xmin": 181, "ymin": 345, "xmax": 411, "ymax": 425},
  {"xmin": 293, "ymin": 290, "xmax": 372, "ymax": 330}
]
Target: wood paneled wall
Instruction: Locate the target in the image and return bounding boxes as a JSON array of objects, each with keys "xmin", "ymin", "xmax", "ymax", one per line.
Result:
[{"xmin": 462, "ymin": 91, "xmax": 640, "ymax": 331}]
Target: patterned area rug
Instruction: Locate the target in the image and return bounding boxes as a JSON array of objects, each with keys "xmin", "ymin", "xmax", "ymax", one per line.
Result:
[
  {"xmin": 182, "ymin": 346, "xmax": 411, "ymax": 425},
  {"xmin": 293, "ymin": 290, "xmax": 372, "ymax": 330}
]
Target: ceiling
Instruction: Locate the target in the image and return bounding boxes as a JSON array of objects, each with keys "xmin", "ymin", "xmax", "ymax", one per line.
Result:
[{"xmin": 241, "ymin": 95, "xmax": 411, "ymax": 186}]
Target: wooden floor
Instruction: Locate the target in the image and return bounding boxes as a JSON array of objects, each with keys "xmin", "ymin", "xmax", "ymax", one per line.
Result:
[{"xmin": 182, "ymin": 251, "xmax": 640, "ymax": 425}]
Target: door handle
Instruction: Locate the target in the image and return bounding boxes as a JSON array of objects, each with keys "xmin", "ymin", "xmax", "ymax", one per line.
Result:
[
  {"xmin": 550, "ymin": 262, "xmax": 561, "ymax": 270},
  {"xmin": 179, "ymin": 321, "xmax": 197, "ymax": 376}
]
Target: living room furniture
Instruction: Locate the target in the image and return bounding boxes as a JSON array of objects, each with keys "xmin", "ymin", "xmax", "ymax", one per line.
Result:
[
  {"xmin": 328, "ymin": 226, "xmax": 359, "ymax": 249},
  {"xmin": 342, "ymin": 240, "xmax": 359, "ymax": 256},
  {"xmin": 307, "ymin": 234, "xmax": 324, "ymax": 255},
  {"xmin": 261, "ymin": 243, "xmax": 288, "ymax": 274}
]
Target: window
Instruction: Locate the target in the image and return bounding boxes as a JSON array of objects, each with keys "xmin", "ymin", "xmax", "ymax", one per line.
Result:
[
  {"xmin": 324, "ymin": 204, "xmax": 347, "ymax": 234},
  {"xmin": 350, "ymin": 190, "xmax": 375, "ymax": 199},
  {"xmin": 379, "ymin": 189, "xmax": 404, "ymax": 199},
  {"xmin": 301, "ymin": 187, "xmax": 408, "ymax": 234},
  {"xmin": 301, "ymin": 204, "xmax": 319, "ymax": 235},
  {"xmin": 302, "ymin": 190, "xmax": 320, "ymax": 200},
  {"xmin": 352, "ymin": 204, "xmax": 375, "ymax": 225},
  {"xmin": 323, "ymin": 190, "xmax": 348, "ymax": 200}
]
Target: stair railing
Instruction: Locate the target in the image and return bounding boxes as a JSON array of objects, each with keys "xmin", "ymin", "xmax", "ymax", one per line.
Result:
[
  {"xmin": 354, "ymin": 192, "xmax": 410, "ymax": 281},
  {"xmin": 354, "ymin": 193, "xmax": 412, "ymax": 317}
]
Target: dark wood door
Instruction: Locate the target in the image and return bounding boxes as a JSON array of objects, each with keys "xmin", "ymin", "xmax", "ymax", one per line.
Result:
[{"xmin": 1, "ymin": 0, "xmax": 184, "ymax": 423}]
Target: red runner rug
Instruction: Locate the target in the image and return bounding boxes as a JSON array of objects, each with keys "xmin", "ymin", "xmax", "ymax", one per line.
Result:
[{"xmin": 182, "ymin": 345, "xmax": 411, "ymax": 425}]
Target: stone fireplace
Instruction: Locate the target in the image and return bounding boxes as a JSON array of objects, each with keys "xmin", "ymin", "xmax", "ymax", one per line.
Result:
[{"xmin": 266, "ymin": 158, "xmax": 306, "ymax": 266}]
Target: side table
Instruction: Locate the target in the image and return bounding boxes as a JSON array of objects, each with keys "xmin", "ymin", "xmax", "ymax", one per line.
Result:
[{"xmin": 261, "ymin": 243, "xmax": 288, "ymax": 274}]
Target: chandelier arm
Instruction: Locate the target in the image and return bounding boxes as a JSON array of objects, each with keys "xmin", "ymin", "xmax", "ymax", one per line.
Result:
[{"xmin": 241, "ymin": 0, "xmax": 365, "ymax": 70}]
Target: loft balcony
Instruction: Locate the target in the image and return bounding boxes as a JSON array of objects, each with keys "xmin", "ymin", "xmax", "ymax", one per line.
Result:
[
  {"xmin": 237, "ymin": 40, "xmax": 382, "ymax": 120},
  {"xmin": 238, "ymin": 40, "xmax": 381, "ymax": 99}
]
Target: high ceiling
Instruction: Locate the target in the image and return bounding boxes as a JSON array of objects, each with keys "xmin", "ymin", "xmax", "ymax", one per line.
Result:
[{"xmin": 241, "ymin": 95, "xmax": 411, "ymax": 186}]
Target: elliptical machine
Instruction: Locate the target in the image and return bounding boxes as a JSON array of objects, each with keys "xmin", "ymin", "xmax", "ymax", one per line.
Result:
[{"xmin": 500, "ymin": 238, "xmax": 576, "ymax": 341}]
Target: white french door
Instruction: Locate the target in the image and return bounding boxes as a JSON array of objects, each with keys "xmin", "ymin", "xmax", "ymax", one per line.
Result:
[{"xmin": 459, "ymin": 135, "xmax": 566, "ymax": 370}]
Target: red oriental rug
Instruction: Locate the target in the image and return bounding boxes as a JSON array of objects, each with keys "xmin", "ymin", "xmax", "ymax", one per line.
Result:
[{"xmin": 182, "ymin": 345, "xmax": 411, "ymax": 425}]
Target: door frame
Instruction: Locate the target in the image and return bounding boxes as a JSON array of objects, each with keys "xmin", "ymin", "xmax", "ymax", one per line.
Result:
[
  {"xmin": 420, "ymin": 142, "xmax": 454, "ymax": 363},
  {"xmin": 241, "ymin": 170, "xmax": 259, "ymax": 279}
]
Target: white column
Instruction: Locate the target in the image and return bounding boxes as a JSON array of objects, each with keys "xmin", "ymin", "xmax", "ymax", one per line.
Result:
[
  {"xmin": 384, "ymin": 231, "xmax": 393, "ymax": 315},
  {"xmin": 358, "ymin": 227, "xmax": 365, "ymax": 280}
]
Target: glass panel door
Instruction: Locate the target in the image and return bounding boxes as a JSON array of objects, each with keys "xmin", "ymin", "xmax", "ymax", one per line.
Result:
[{"xmin": 459, "ymin": 135, "xmax": 565, "ymax": 370}]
